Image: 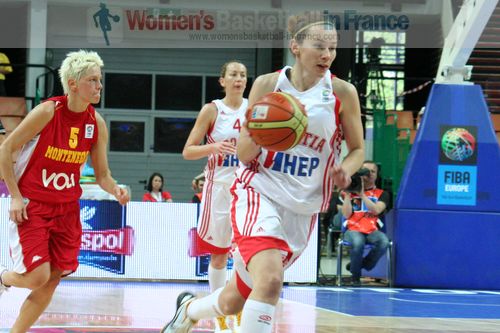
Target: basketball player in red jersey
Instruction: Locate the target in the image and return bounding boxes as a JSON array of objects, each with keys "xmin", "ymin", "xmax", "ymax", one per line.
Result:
[
  {"xmin": 182, "ymin": 61, "xmax": 247, "ymax": 332},
  {"xmin": 162, "ymin": 12, "xmax": 364, "ymax": 333},
  {"xmin": 0, "ymin": 50, "xmax": 129, "ymax": 333}
]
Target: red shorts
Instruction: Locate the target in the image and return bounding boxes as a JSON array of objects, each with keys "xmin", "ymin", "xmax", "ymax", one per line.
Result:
[{"xmin": 9, "ymin": 200, "xmax": 81, "ymax": 275}]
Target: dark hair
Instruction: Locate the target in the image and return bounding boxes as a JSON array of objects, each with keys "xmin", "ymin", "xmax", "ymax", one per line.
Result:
[
  {"xmin": 146, "ymin": 172, "xmax": 164, "ymax": 192},
  {"xmin": 363, "ymin": 160, "xmax": 378, "ymax": 172},
  {"xmin": 363, "ymin": 160, "xmax": 383, "ymax": 188},
  {"xmin": 219, "ymin": 60, "xmax": 247, "ymax": 94},
  {"xmin": 220, "ymin": 60, "xmax": 246, "ymax": 78}
]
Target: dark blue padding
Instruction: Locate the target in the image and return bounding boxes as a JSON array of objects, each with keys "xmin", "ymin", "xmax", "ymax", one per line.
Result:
[
  {"xmin": 396, "ymin": 84, "xmax": 500, "ymax": 212},
  {"xmin": 395, "ymin": 209, "xmax": 500, "ymax": 289},
  {"xmin": 394, "ymin": 84, "xmax": 500, "ymax": 289}
]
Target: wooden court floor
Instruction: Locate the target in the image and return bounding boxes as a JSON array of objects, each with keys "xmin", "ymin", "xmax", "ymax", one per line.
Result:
[{"xmin": 1, "ymin": 280, "xmax": 500, "ymax": 332}]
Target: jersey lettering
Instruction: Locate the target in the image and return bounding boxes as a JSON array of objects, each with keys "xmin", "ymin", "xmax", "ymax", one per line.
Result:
[
  {"xmin": 222, "ymin": 154, "xmax": 239, "ymax": 167},
  {"xmin": 263, "ymin": 152, "xmax": 319, "ymax": 176},
  {"xmin": 42, "ymin": 169, "xmax": 76, "ymax": 190},
  {"xmin": 300, "ymin": 132, "xmax": 326, "ymax": 153}
]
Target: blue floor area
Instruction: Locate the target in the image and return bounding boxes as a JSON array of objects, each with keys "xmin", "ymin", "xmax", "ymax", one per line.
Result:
[
  {"xmin": 54, "ymin": 281, "xmax": 500, "ymax": 319},
  {"xmin": 283, "ymin": 286, "xmax": 500, "ymax": 319}
]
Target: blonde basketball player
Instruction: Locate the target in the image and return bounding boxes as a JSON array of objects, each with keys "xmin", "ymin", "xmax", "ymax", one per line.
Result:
[
  {"xmin": 0, "ymin": 50, "xmax": 129, "ymax": 333},
  {"xmin": 181, "ymin": 61, "xmax": 248, "ymax": 332},
  {"xmin": 162, "ymin": 12, "xmax": 364, "ymax": 333}
]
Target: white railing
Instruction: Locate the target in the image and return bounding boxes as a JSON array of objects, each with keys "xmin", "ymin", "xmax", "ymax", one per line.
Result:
[{"xmin": 436, "ymin": 0, "xmax": 499, "ymax": 84}]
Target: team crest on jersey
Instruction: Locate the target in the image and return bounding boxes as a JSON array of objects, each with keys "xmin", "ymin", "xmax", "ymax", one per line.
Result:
[
  {"xmin": 85, "ymin": 124, "xmax": 95, "ymax": 138},
  {"xmin": 322, "ymin": 89, "xmax": 332, "ymax": 103}
]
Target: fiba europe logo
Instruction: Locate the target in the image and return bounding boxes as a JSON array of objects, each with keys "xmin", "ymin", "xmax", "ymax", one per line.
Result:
[{"xmin": 441, "ymin": 128, "xmax": 476, "ymax": 162}]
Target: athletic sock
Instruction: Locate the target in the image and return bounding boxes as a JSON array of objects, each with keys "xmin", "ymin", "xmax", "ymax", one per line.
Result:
[
  {"xmin": 239, "ymin": 299, "xmax": 275, "ymax": 333},
  {"xmin": 208, "ymin": 265, "xmax": 227, "ymax": 292},
  {"xmin": 187, "ymin": 287, "xmax": 224, "ymax": 321}
]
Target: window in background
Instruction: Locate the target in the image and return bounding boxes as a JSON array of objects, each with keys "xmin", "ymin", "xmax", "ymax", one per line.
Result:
[
  {"xmin": 361, "ymin": 31, "xmax": 406, "ymax": 65},
  {"xmin": 156, "ymin": 75, "xmax": 202, "ymax": 111},
  {"xmin": 154, "ymin": 117, "xmax": 196, "ymax": 153},
  {"xmin": 204, "ymin": 76, "xmax": 253, "ymax": 104},
  {"xmin": 110, "ymin": 121, "xmax": 145, "ymax": 152},
  {"xmin": 205, "ymin": 76, "xmax": 224, "ymax": 103},
  {"xmin": 357, "ymin": 31, "xmax": 406, "ymax": 111},
  {"xmin": 104, "ymin": 73, "xmax": 152, "ymax": 109}
]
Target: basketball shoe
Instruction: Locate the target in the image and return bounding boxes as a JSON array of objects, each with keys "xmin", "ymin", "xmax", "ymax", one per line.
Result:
[
  {"xmin": 161, "ymin": 291, "xmax": 197, "ymax": 333},
  {"xmin": 214, "ymin": 315, "xmax": 231, "ymax": 332}
]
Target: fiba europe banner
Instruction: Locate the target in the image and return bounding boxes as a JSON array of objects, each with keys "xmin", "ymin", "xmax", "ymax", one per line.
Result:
[
  {"xmin": 437, "ymin": 126, "xmax": 478, "ymax": 206},
  {"xmin": 0, "ymin": 199, "xmax": 318, "ymax": 283}
]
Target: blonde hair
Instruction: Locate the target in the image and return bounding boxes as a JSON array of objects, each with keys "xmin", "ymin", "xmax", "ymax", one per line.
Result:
[
  {"xmin": 59, "ymin": 50, "xmax": 104, "ymax": 94},
  {"xmin": 288, "ymin": 11, "xmax": 335, "ymax": 43}
]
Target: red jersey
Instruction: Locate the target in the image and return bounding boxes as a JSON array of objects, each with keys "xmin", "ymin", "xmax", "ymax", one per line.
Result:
[
  {"xmin": 345, "ymin": 188, "xmax": 387, "ymax": 234},
  {"xmin": 142, "ymin": 191, "xmax": 172, "ymax": 202},
  {"xmin": 15, "ymin": 96, "xmax": 99, "ymax": 203}
]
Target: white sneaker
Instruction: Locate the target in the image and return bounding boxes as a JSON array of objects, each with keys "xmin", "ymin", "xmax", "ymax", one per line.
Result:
[
  {"xmin": 0, "ymin": 264, "xmax": 9, "ymax": 297},
  {"xmin": 214, "ymin": 315, "xmax": 231, "ymax": 332},
  {"xmin": 161, "ymin": 291, "xmax": 197, "ymax": 333}
]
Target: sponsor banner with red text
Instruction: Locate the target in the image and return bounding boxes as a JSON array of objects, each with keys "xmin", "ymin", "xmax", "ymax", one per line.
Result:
[{"xmin": 0, "ymin": 199, "xmax": 318, "ymax": 282}]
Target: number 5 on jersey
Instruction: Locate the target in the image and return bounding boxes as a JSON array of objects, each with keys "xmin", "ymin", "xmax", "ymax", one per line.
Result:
[{"xmin": 69, "ymin": 127, "xmax": 79, "ymax": 148}]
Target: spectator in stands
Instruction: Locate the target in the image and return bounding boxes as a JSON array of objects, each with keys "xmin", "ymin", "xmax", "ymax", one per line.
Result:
[
  {"xmin": 191, "ymin": 172, "xmax": 205, "ymax": 204},
  {"xmin": 142, "ymin": 172, "xmax": 173, "ymax": 202},
  {"xmin": 0, "ymin": 52, "xmax": 13, "ymax": 96},
  {"xmin": 339, "ymin": 160, "xmax": 390, "ymax": 287}
]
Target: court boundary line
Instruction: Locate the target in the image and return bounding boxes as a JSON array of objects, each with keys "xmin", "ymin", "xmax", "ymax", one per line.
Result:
[{"xmin": 389, "ymin": 297, "xmax": 500, "ymax": 307}]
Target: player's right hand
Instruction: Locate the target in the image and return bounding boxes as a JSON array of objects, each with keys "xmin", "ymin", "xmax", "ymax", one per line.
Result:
[
  {"xmin": 213, "ymin": 141, "xmax": 237, "ymax": 155},
  {"xmin": 9, "ymin": 197, "xmax": 28, "ymax": 225}
]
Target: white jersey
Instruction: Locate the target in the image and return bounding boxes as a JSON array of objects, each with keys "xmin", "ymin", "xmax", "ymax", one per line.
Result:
[
  {"xmin": 205, "ymin": 98, "xmax": 248, "ymax": 185},
  {"xmin": 236, "ymin": 67, "xmax": 343, "ymax": 215}
]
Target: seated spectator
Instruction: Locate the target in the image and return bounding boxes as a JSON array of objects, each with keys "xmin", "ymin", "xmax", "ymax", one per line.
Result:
[
  {"xmin": 142, "ymin": 172, "xmax": 173, "ymax": 202},
  {"xmin": 191, "ymin": 172, "xmax": 205, "ymax": 203},
  {"xmin": 339, "ymin": 161, "xmax": 390, "ymax": 287}
]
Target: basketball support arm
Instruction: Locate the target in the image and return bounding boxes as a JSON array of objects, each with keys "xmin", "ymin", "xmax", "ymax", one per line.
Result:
[{"xmin": 436, "ymin": 0, "xmax": 499, "ymax": 84}]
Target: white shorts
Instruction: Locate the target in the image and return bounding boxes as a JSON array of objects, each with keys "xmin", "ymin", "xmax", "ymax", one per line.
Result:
[
  {"xmin": 230, "ymin": 181, "xmax": 317, "ymax": 297},
  {"xmin": 197, "ymin": 181, "xmax": 233, "ymax": 254}
]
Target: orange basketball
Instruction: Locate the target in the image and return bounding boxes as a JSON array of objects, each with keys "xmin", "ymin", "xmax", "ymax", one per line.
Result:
[{"xmin": 246, "ymin": 92, "xmax": 308, "ymax": 151}]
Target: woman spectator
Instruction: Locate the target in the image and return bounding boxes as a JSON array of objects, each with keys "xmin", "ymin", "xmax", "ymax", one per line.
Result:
[{"xmin": 142, "ymin": 172, "xmax": 173, "ymax": 202}]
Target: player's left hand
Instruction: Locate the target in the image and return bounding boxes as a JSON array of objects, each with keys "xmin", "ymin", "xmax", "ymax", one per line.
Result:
[
  {"xmin": 114, "ymin": 186, "xmax": 130, "ymax": 205},
  {"xmin": 331, "ymin": 164, "xmax": 351, "ymax": 190}
]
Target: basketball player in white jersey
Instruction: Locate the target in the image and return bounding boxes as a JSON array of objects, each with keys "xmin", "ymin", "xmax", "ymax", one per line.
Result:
[
  {"xmin": 162, "ymin": 12, "xmax": 364, "ymax": 333},
  {"xmin": 181, "ymin": 61, "xmax": 248, "ymax": 332}
]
